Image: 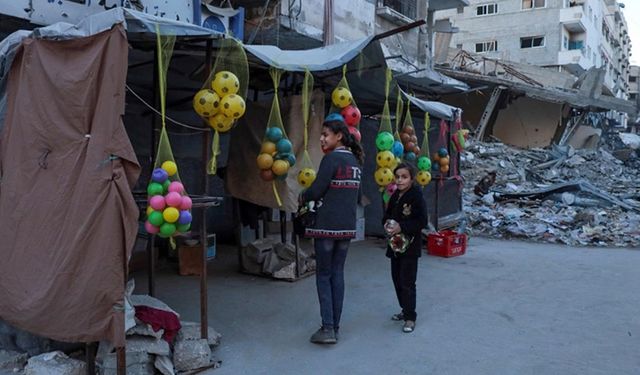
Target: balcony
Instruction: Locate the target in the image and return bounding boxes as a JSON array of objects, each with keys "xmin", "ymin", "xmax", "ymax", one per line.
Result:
[
  {"xmin": 560, "ymin": 6, "xmax": 587, "ymax": 32},
  {"xmin": 557, "ymin": 49, "xmax": 591, "ymax": 74}
]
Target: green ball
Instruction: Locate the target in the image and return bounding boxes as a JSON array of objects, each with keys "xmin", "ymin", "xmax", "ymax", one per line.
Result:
[
  {"xmin": 162, "ymin": 179, "xmax": 171, "ymax": 194},
  {"xmin": 147, "ymin": 182, "xmax": 164, "ymax": 196},
  {"xmin": 417, "ymin": 156, "xmax": 432, "ymax": 171},
  {"xmin": 177, "ymin": 223, "xmax": 191, "ymax": 232},
  {"xmin": 160, "ymin": 222, "xmax": 176, "ymax": 237},
  {"xmin": 148, "ymin": 211, "xmax": 164, "ymax": 226},
  {"xmin": 375, "ymin": 132, "xmax": 394, "ymax": 151}
]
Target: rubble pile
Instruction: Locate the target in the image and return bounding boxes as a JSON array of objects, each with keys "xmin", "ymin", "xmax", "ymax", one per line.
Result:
[{"xmin": 460, "ymin": 141, "xmax": 640, "ymax": 247}]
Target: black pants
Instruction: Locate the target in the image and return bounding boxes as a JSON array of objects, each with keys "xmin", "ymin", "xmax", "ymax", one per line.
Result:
[{"xmin": 391, "ymin": 255, "xmax": 418, "ymax": 321}]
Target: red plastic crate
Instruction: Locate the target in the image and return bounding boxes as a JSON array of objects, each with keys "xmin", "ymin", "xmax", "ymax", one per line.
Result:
[{"xmin": 426, "ymin": 230, "xmax": 467, "ymax": 258}]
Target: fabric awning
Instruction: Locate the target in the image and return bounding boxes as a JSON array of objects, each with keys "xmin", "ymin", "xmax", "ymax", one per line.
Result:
[{"xmin": 401, "ymin": 89, "xmax": 461, "ymax": 120}]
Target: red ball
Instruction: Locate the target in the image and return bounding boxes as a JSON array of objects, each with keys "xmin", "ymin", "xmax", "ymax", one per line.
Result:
[
  {"xmin": 341, "ymin": 105, "xmax": 361, "ymax": 127},
  {"xmin": 260, "ymin": 169, "xmax": 275, "ymax": 182},
  {"xmin": 348, "ymin": 126, "xmax": 361, "ymax": 142}
]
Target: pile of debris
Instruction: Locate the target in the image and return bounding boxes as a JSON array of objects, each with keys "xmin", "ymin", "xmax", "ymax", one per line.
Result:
[
  {"xmin": 460, "ymin": 141, "xmax": 640, "ymax": 247},
  {"xmin": 241, "ymin": 238, "xmax": 315, "ymax": 280}
]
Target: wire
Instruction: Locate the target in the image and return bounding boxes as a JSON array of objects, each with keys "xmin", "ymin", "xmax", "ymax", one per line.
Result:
[{"xmin": 125, "ymin": 84, "xmax": 211, "ymax": 132}]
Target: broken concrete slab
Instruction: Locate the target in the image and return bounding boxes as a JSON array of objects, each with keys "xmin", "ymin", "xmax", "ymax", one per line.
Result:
[
  {"xmin": 0, "ymin": 350, "xmax": 28, "ymax": 372},
  {"xmin": 24, "ymin": 351, "xmax": 86, "ymax": 375},
  {"xmin": 173, "ymin": 339, "xmax": 211, "ymax": 373},
  {"xmin": 176, "ymin": 322, "xmax": 221, "ymax": 347}
]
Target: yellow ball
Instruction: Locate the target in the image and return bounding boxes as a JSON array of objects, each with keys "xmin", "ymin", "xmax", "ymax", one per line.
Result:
[
  {"xmin": 211, "ymin": 70, "xmax": 240, "ymax": 97},
  {"xmin": 161, "ymin": 161, "xmax": 177, "ymax": 176},
  {"xmin": 192, "ymin": 89, "xmax": 220, "ymax": 118},
  {"xmin": 416, "ymin": 171, "xmax": 432, "ymax": 186},
  {"xmin": 207, "ymin": 113, "xmax": 234, "ymax": 132},
  {"xmin": 220, "ymin": 94, "xmax": 246, "ymax": 119},
  {"xmin": 297, "ymin": 168, "xmax": 317, "ymax": 187},
  {"xmin": 376, "ymin": 151, "xmax": 395, "ymax": 168},
  {"xmin": 146, "ymin": 206, "xmax": 154, "ymax": 217},
  {"xmin": 374, "ymin": 167, "xmax": 394, "ymax": 187},
  {"xmin": 261, "ymin": 141, "xmax": 277, "ymax": 155},
  {"xmin": 162, "ymin": 207, "xmax": 180, "ymax": 223},
  {"xmin": 271, "ymin": 160, "xmax": 290, "ymax": 176},
  {"xmin": 256, "ymin": 153, "xmax": 274, "ymax": 170},
  {"xmin": 331, "ymin": 87, "xmax": 353, "ymax": 108}
]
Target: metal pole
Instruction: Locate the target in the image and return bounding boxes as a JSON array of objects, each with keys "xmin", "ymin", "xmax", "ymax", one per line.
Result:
[
  {"xmin": 148, "ymin": 235, "xmax": 156, "ymax": 296},
  {"xmin": 116, "ymin": 347, "xmax": 126, "ymax": 375}
]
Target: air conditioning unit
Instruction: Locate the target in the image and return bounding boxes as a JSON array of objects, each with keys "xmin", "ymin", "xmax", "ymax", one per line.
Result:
[{"xmin": 201, "ymin": 4, "xmax": 244, "ymax": 39}]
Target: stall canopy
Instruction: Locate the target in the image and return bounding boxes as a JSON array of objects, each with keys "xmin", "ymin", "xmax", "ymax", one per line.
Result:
[{"xmin": 401, "ymin": 89, "xmax": 461, "ymax": 120}]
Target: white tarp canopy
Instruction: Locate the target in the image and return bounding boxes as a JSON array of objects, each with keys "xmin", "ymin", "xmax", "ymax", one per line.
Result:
[
  {"xmin": 401, "ymin": 89, "xmax": 461, "ymax": 120},
  {"xmin": 243, "ymin": 36, "xmax": 375, "ymax": 72}
]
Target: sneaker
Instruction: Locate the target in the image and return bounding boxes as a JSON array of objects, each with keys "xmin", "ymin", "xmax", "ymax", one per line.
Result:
[
  {"xmin": 334, "ymin": 328, "xmax": 340, "ymax": 341},
  {"xmin": 391, "ymin": 313, "xmax": 405, "ymax": 321},
  {"xmin": 402, "ymin": 320, "xmax": 415, "ymax": 333},
  {"xmin": 310, "ymin": 327, "xmax": 337, "ymax": 344}
]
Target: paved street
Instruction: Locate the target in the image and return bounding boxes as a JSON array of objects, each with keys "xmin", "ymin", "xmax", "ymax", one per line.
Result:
[{"xmin": 145, "ymin": 237, "xmax": 640, "ymax": 375}]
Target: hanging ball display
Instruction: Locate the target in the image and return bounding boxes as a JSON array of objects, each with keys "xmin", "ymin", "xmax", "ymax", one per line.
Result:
[
  {"xmin": 374, "ymin": 168, "xmax": 394, "ymax": 186},
  {"xmin": 271, "ymin": 160, "xmax": 290, "ymax": 176},
  {"xmin": 340, "ymin": 105, "xmax": 361, "ymax": 126},
  {"xmin": 348, "ymin": 126, "xmax": 361, "ymax": 142},
  {"xmin": 161, "ymin": 161, "xmax": 178, "ymax": 176},
  {"xmin": 297, "ymin": 168, "xmax": 316, "ymax": 187},
  {"xmin": 147, "ymin": 182, "xmax": 164, "ymax": 197},
  {"xmin": 208, "ymin": 113, "xmax": 234, "ymax": 132},
  {"xmin": 375, "ymin": 131, "xmax": 394, "ymax": 151},
  {"xmin": 417, "ymin": 156, "xmax": 432, "ymax": 171},
  {"xmin": 144, "ymin": 221, "xmax": 160, "ymax": 234},
  {"xmin": 438, "ymin": 147, "xmax": 449, "ymax": 158},
  {"xmin": 276, "ymin": 138, "xmax": 293, "ymax": 154},
  {"xmin": 162, "ymin": 207, "xmax": 180, "ymax": 223},
  {"xmin": 159, "ymin": 222, "xmax": 177, "ymax": 237},
  {"xmin": 178, "ymin": 210, "xmax": 192, "ymax": 225},
  {"xmin": 331, "ymin": 87, "xmax": 353, "ymax": 108},
  {"xmin": 152, "ymin": 168, "xmax": 169, "ymax": 183},
  {"xmin": 404, "ymin": 152, "xmax": 417, "ymax": 162},
  {"xmin": 325, "ymin": 112, "xmax": 345, "ymax": 123},
  {"xmin": 165, "ymin": 192, "xmax": 183, "ymax": 208},
  {"xmin": 416, "ymin": 171, "xmax": 432, "ymax": 186},
  {"xmin": 192, "ymin": 89, "xmax": 220, "ymax": 118},
  {"xmin": 149, "ymin": 195, "xmax": 166, "ymax": 211},
  {"xmin": 211, "ymin": 70, "xmax": 240, "ymax": 97},
  {"xmin": 220, "ymin": 94, "xmax": 246, "ymax": 119},
  {"xmin": 148, "ymin": 211, "xmax": 164, "ymax": 227},
  {"xmin": 168, "ymin": 181, "xmax": 184, "ymax": 194},
  {"xmin": 260, "ymin": 169, "xmax": 275, "ymax": 182},
  {"xmin": 257, "ymin": 153, "xmax": 274, "ymax": 170},
  {"xmin": 179, "ymin": 196, "xmax": 193, "ymax": 211},
  {"xmin": 376, "ymin": 151, "xmax": 395, "ymax": 168},
  {"xmin": 266, "ymin": 127, "xmax": 283, "ymax": 143},
  {"xmin": 391, "ymin": 141, "xmax": 404, "ymax": 158}
]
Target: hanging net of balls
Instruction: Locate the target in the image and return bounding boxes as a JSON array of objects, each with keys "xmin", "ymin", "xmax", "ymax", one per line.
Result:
[
  {"xmin": 328, "ymin": 65, "xmax": 362, "ymax": 143},
  {"xmin": 145, "ymin": 27, "xmax": 193, "ymax": 239},
  {"xmin": 374, "ymin": 69, "xmax": 396, "ymax": 191},
  {"xmin": 414, "ymin": 113, "xmax": 432, "ymax": 187},
  {"xmin": 432, "ymin": 119, "xmax": 450, "ymax": 177},
  {"xmin": 296, "ymin": 69, "xmax": 317, "ymax": 189}
]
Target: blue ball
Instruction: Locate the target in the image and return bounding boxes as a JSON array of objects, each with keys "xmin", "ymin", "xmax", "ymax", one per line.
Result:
[
  {"xmin": 151, "ymin": 168, "xmax": 168, "ymax": 183},
  {"xmin": 276, "ymin": 138, "xmax": 293, "ymax": 154},
  {"xmin": 285, "ymin": 153, "xmax": 296, "ymax": 166},
  {"xmin": 404, "ymin": 152, "xmax": 417, "ymax": 161},
  {"xmin": 391, "ymin": 141, "xmax": 404, "ymax": 157},
  {"xmin": 432, "ymin": 162, "xmax": 440, "ymax": 171},
  {"xmin": 178, "ymin": 210, "xmax": 192, "ymax": 225},
  {"xmin": 438, "ymin": 147, "xmax": 449, "ymax": 158},
  {"xmin": 266, "ymin": 127, "xmax": 283, "ymax": 143},
  {"xmin": 325, "ymin": 112, "xmax": 345, "ymax": 123}
]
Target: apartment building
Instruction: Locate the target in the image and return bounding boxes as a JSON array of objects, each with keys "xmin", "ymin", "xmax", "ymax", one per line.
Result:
[
  {"xmin": 629, "ymin": 65, "xmax": 639, "ymax": 127},
  {"xmin": 436, "ymin": 0, "xmax": 632, "ymax": 101}
]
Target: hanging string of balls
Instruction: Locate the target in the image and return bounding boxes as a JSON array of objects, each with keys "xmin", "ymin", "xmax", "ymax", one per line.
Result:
[
  {"xmin": 432, "ymin": 147, "xmax": 450, "ymax": 174},
  {"xmin": 331, "ymin": 87, "xmax": 362, "ymax": 142},
  {"xmin": 192, "ymin": 71, "xmax": 246, "ymax": 132},
  {"xmin": 257, "ymin": 126, "xmax": 295, "ymax": 182},
  {"xmin": 400, "ymin": 124, "xmax": 420, "ymax": 162},
  {"xmin": 374, "ymin": 131, "xmax": 395, "ymax": 188},
  {"xmin": 145, "ymin": 161, "xmax": 193, "ymax": 237}
]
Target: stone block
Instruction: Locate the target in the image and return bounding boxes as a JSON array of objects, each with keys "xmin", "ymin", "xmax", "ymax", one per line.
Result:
[{"xmin": 173, "ymin": 339, "xmax": 211, "ymax": 372}]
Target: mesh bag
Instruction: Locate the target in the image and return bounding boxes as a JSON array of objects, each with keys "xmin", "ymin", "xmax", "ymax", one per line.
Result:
[
  {"xmin": 374, "ymin": 69, "xmax": 395, "ymax": 197},
  {"xmin": 415, "ymin": 113, "xmax": 432, "ymax": 187},
  {"xmin": 145, "ymin": 28, "xmax": 193, "ymax": 241},
  {"xmin": 399, "ymin": 102, "xmax": 419, "ymax": 162},
  {"xmin": 296, "ymin": 69, "xmax": 317, "ymax": 189},
  {"xmin": 432, "ymin": 118, "xmax": 450, "ymax": 177},
  {"xmin": 328, "ymin": 65, "xmax": 362, "ymax": 142}
]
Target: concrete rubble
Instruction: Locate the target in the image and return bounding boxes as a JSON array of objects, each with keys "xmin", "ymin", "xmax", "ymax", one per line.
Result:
[
  {"xmin": 24, "ymin": 351, "xmax": 86, "ymax": 375},
  {"xmin": 241, "ymin": 238, "xmax": 316, "ymax": 280},
  {"xmin": 460, "ymin": 141, "xmax": 640, "ymax": 247}
]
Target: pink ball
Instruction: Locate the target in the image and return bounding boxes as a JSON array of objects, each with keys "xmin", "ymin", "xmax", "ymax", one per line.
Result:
[
  {"xmin": 168, "ymin": 181, "xmax": 184, "ymax": 194},
  {"xmin": 165, "ymin": 192, "xmax": 182, "ymax": 207},
  {"xmin": 348, "ymin": 126, "xmax": 361, "ymax": 142},
  {"xmin": 145, "ymin": 221, "xmax": 160, "ymax": 234},
  {"xmin": 149, "ymin": 195, "xmax": 166, "ymax": 210},
  {"xmin": 179, "ymin": 196, "xmax": 193, "ymax": 210},
  {"xmin": 386, "ymin": 183, "xmax": 397, "ymax": 196}
]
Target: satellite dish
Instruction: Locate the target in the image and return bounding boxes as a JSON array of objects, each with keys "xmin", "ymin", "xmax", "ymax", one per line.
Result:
[{"xmin": 203, "ymin": 15, "xmax": 226, "ymax": 33}]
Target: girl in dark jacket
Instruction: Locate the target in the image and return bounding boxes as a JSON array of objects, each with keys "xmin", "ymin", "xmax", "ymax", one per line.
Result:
[
  {"xmin": 302, "ymin": 118, "xmax": 364, "ymax": 344},
  {"xmin": 383, "ymin": 162, "xmax": 427, "ymax": 333}
]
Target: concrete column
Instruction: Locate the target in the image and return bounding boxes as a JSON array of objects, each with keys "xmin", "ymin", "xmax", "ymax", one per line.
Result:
[{"xmin": 417, "ymin": 0, "xmax": 430, "ymax": 68}]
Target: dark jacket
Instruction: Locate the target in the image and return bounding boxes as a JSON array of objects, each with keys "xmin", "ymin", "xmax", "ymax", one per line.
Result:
[
  {"xmin": 383, "ymin": 184, "xmax": 427, "ymax": 257},
  {"xmin": 302, "ymin": 148, "xmax": 361, "ymax": 239}
]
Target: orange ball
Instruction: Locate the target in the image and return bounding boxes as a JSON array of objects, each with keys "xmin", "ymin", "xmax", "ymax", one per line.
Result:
[
  {"xmin": 432, "ymin": 153, "xmax": 441, "ymax": 162},
  {"xmin": 439, "ymin": 156, "xmax": 450, "ymax": 166},
  {"xmin": 261, "ymin": 141, "xmax": 277, "ymax": 155},
  {"xmin": 271, "ymin": 160, "xmax": 290, "ymax": 176},
  {"xmin": 256, "ymin": 153, "xmax": 274, "ymax": 170},
  {"xmin": 440, "ymin": 164, "xmax": 450, "ymax": 173}
]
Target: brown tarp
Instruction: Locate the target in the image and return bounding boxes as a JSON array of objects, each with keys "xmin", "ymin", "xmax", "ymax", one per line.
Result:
[
  {"xmin": 0, "ymin": 26, "xmax": 139, "ymax": 346},
  {"xmin": 226, "ymin": 90, "xmax": 325, "ymax": 212}
]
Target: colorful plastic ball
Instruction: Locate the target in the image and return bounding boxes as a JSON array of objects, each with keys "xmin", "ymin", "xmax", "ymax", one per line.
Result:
[
  {"xmin": 192, "ymin": 89, "xmax": 220, "ymax": 118},
  {"xmin": 341, "ymin": 105, "xmax": 361, "ymax": 126},
  {"xmin": 145, "ymin": 221, "xmax": 160, "ymax": 234},
  {"xmin": 376, "ymin": 151, "xmax": 395, "ymax": 168},
  {"xmin": 220, "ymin": 94, "xmax": 246, "ymax": 119},
  {"xmin": 147, "ymin": 182, "xmax": 164, "ymax": 196},
  {"xmin": 391, "ymin": 141, "xmax": 404, "ymax": 158},
  {"xmin": 404, "ymin": 152, "xmax": 417, "ymax": 162},
  {"xmin": 375, "ymin": 131, "xmax": 394, "ymax": 151},
  {"xmin": 416, "ymin": 171, "xmax": 432, "ymax": 186},
  {"xmin": 413, "ymin": 146, "xmax": 421, "ymax": 155},
  {"xmin": 159, "ymin": 222, "xmax": 177, "ymax": 237},
  {"xmin": 162, "ymin": 207, "xmax": 180, "ymax": 223},
  {"xmin": 271, "ymin": 160, "xmax": 290, "ymax": 176},
  {"xmin": 208, "ymin": 113, "xmax": 234, "ymax": 132},
  {"xmin": 325, "ymin": 112, "xmax": 345, "ymax": 123},
  {"xmin": 178, "ymin": 210, "xmax": 192, "ymax": 225},
  {"xmin": 440, "ymin": 164, "xmax": 450, "ymax": 173},
  {"xmin": 266, "ymin": 127, "xmax": 283, "ymax": 143},
  {"xmin": 386, "ymin": 183, "xmax": 397, "ymax": 196},
  {"xmin": 211, "ymin": 70, "xmax": 240, "ymax": 97},
  {"xmin": 261, "ymin": 141, "xmax": 277, "ymax": 155},
  {"xmin": 148, "ymin": 211, "xmax": 164, "ymax": 227},
  {"xmin": 405, "ymin": 142, "xmax": 415, "ymax": 152},
  {"xmin": 149, "ymin": 195, "xmax": 166, "ymax": 211},
  {"xmin": 374, "ymin": 168, "xmax": 394, "ymax": 186},
  {"xmin": 168, "ymin": 181, "xmax": 184, "ymax": 194},
  {"xmin": 400, "ymin": 132, "xmax": 411, "ymax": 143},
  {"xmin": 390, "ymin": 156, "xmax": 399, "ymax": 171},
  {"xmin": 438, "ymin": 147, "xmax": 449, "ymax": 158},
  {"xmin": 417, "ymin": 156, "xmax": 432, "ymax": 171},
  {"xmin": 276, "ymin": 138, "xmax": 293, "ymax": 154},
  {"xmin": 165, "ymin": 192, "xmax": 182, "ymax": 207},
  {"xmin": 260, "ymin": 169, "xmax": 275, "ymax": 182},
  {"xmin": 331, "ymin": 87, "xmax": 353, "ymax": 108},
  {"xmin": 439, "ymin": 156, "xmax": 450, "ymax": 167},
  {"xmin": 284, "ymin": 153, "xmax": 296, "ymax": 167},
  {"xmin": 257, "ymin": 153, "xmax": 274, "ymax": 170},
  {"xmin": 403, "ymin": 125, "xmax": 415, "ymax": 135},
  {"xmin": 179, "ymin": 196, "xmax": 192, "ymax": 210},
  {"xmin": 348, "ymin": 126, "xmax": 361, "ymax": 142},
  {"xmin": 432, "ymin": 162, "xmax": 440, "ymax": 171},
  {"xmin": 146, "ymin": 206, "xmax": 154, "ymax": 217},
  {"xmin": 152, "ymin": 168, "xmax": 169, "ymax": 183},
  {"xmin": 177, "ymin": 223, "xmax": 191, "ymax": 233},
  {"xmin": 162, "ymin": 179, "xmax": 171, "ymax": 194},
  {"xmin": 161, "ymin": 161, "xmax": 178, "ymax": 176},
  {"xmin": 297, "ymin": 168, "xmax": 316, "ymax": 187}
]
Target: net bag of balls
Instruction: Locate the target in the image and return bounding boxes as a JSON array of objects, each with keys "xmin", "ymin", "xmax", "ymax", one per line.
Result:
[
  {"xmin": 296, "ymin": 69, "xmax": 317, "ymax": 189},
  {"xmin": 374, "ymin": 69, "xmax": 396, "ymax": 193},
  {"xmin": 414, "ymin": 113, "xmax": 432, "ymax": 187},
  {"xmin": 328, "ymin": 65, "xmax": 362, "ymax": 143}
]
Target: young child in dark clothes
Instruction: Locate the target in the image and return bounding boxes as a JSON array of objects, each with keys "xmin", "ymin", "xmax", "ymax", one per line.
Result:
[{"xmin": 382, "ymin": 162, "xmax": 427, "ymax": 333}]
